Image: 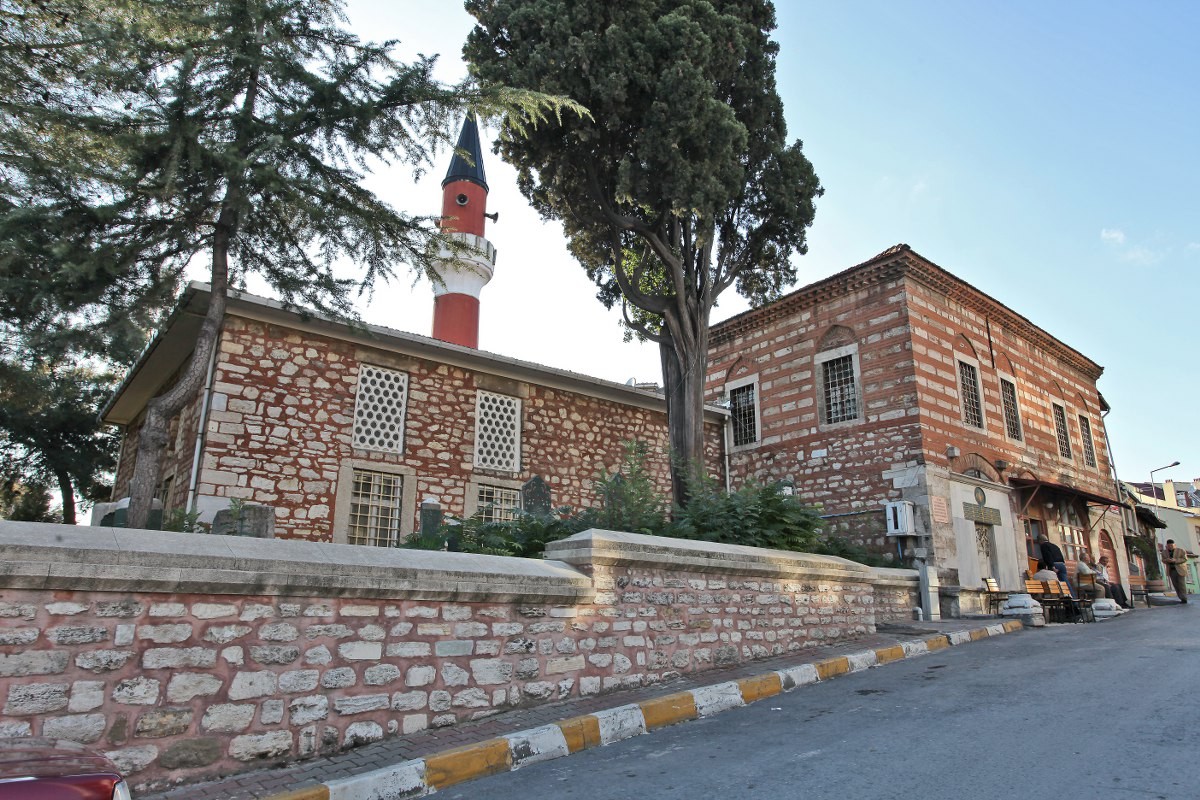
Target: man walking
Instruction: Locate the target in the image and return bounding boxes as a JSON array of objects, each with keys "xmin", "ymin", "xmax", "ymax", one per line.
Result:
[{"xmin": 1162, "ymin": 539, "xmax": 1190, "ymax": 604}]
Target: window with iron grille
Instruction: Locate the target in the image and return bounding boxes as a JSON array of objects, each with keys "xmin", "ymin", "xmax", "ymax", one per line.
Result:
[
  {"xmin": 958, "ymin": 361, "xmax": 984, "ymax": 428},
  {"xmin": 155, "ymin": 474, "xmax": 174, "ymax": 511},
  {"xmin": 475, "ymin": 391, "xmax": 521, "ymax": 471},
  {"xmin": 821, "ymin": 354, "xmax": 859, "ymax": 424},
  {"xmin": 352, "ymin": 364, "xmax": 408, "ymax": 453},
  {"xmin": 729, "ymin": 383, "xmax": 758, "ymax": 446},
  {"xmin": 477, "ymin": 484, "xmax": 521, "ymax": 523},
  {"xmin": 1000, "ymin": 378, "xmax": 1022, "ymax": 441},
  {"xmin": 348, "ymin": 468, "xmax": 404, "ymax": 547},
  {"xmin": 1078, "ymin": 415, "xmax": 1097, "ymax": 467},
  {"xmin": 1052, "ymin": 403, "xmax": 1072, "ymax": 459}
]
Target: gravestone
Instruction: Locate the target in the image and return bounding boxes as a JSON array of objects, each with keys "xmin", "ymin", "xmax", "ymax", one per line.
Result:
[
  {"xmin": 521, "ymin": 475, "xmax": 552, "ymax": 516},
  {"xmin": 420, "ymin": 499, "xmax": 446, "ymax": 549},
  {"xmin": 211, "ymin": 504, "xmax": 275, "ymax": 538}
]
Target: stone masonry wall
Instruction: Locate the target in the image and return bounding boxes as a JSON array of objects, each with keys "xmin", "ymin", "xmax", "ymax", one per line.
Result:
[
  {"xmin": 706, "ymin": 254, "xmax": 1115, "ymax": 581},
  {"xmin": 705, "ymin": 269, "xmax": 923, "ymax": 522},
  {"xmin": 115, "ymin": 313, "xmax": 724, "ymax": 539},
  {"xmin": 0, "ymin": 523, "xmax": 917, "ymax": 792},
  {"xmin": 903, "ymin": 275, "xmax": 1113, "ymax": 497}
]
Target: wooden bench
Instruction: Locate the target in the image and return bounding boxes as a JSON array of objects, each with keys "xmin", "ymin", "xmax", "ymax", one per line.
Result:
[
  {"xmin": 1077, "ymin": 572, "xmax": 1106, "ymax": 605},
  {"xmin": 1023, "ymin": 579, "xmax": 1092, "ymax": 623},
  {"xmin": 1128, "ymin": 578, "xmax": 1152, "ymax": 608},
  {"xmin": 982, "ymin": 577, "xmax": 1009, "ymax": 615},
  {"xmin": 1024, "ymin": 579, "xmax": 1062, "ymax": 622},
  {"xmin": 1048, "ymin": 580, "xmax": 1094, "ymax": 623}
]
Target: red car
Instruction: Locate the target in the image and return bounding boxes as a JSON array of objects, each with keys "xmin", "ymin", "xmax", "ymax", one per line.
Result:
[{"xmin": 0, "ymin": 738, "xmax": 131, "ymax": 799}]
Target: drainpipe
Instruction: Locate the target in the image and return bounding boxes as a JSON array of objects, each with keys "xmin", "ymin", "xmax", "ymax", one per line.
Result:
[
  {"xmin": 185, "ymin": 339, "xmax": 221, "ymax": 520},
  {"xmin": 722, "ymin": 414, "xmax": 732, "ymax": 494},
  {"xmin": 1101, "ymin": 406, "xmax": 1135, "ymax": 594}
]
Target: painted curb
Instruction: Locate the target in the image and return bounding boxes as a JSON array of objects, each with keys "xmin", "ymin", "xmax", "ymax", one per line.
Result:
[{"xmin": 267, "ymin": 622, "xmax": 1023, "ymax": 800}]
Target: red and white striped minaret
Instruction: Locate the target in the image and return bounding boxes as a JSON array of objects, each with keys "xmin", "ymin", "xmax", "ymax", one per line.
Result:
[{"xmin": 431, "ymin": 115, "xmax": 496, "ymax": 349}]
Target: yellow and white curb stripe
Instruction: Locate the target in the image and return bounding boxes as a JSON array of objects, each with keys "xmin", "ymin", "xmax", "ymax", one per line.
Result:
[{"xmin": 265, "ymin": 621, "xmax": 1021, "ymax": 800}]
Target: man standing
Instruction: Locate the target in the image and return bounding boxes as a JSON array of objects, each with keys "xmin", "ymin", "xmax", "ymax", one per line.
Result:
[
  {"xmin": 1037, "ymin": 533, "xmax": 1074, "ymax": 597},
  {"xmin": 1162, "ymin": 539, "xmax": 1190, "ymax": 604}
]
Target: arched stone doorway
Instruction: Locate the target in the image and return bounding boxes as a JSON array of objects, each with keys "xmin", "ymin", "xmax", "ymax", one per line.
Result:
[{"xmin": 1099, "ymin": 529, "xmax": 1121, "ymax": 585}]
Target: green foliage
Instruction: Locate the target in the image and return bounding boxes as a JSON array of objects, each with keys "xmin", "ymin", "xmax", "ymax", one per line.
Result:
[
  {"xmin": 588, "ymin": 441, "xmax": 668, "ymax": 534},
  {"xmin": 162, "ymin": 508, "xmax": 204, "ymax": 533},
  {"xmin": 0, "ymin": 0, "xmax": 185, "ymax": 357},
  {"xmin": 403, "ymin": 507, "xmax": 585, "ymax": 558},
  {"xmin": 665, "ymin": 471, "xmax": 823, "ymax": 552},
  {"xmin": 2, "ymin": 0, "xmax": 584, "ymax": 527},
  {"xmin": 810, "ymin": 532, "xmax": 895, "ymax": 568},
  {"xmin": 0, "ymin": 480, "xmax": 59, "ymax": 522},
  {"xmin": 0, "ymin": 354, "xmax": 120, "ymax": 525},
  {"xmin": 1127, "ymin": 535, "xmax": 1162, "ymax": 579},
  {"xmin": 402, "ymin": 441, "xmax": 872, "ymax": 565},
  {"xmin": 465, "ymin": 0, "xmax": 822, "ymax": 502}
]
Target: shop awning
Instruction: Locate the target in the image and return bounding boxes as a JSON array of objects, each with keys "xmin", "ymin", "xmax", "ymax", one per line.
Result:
[
  {"xmin": 1134, "ymin": 505, "xmax": 1169, "ymax": 529},
  {"xmin": 1008, "ymin": 477, "xmax": 1123, "ymax": 507}
]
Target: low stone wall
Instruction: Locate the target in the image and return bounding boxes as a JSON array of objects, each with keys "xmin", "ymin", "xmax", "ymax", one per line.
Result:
[{"xmin": 0, "ymin": 522, "xmax": 918, "ymax": 791}]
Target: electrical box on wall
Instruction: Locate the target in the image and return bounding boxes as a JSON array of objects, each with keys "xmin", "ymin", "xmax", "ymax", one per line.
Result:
[{"xmin": 884, "ymin": 500, "xmax": 916, "ymax": 536}]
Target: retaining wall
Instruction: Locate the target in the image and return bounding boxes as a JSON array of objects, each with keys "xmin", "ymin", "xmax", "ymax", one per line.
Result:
[{"xmin": 0, "ymin": 522, "xmax": 918, "ymax": 791}]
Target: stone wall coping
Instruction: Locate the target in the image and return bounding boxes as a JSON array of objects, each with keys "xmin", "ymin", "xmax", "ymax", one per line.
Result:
[
  {"xmin": 866, "ymin": 566, "xmax": 922, "ymax": 588},
  {"xmin": 0, "ymin": 522, "xmax": 592, "ymax": 602},
  {"xmin": 0, "ymin": 523, "xmax": 918, "ymax": 600},
  {"xmin": 546, "ymin": 529, "xmax": 917, "ymax": 585}
]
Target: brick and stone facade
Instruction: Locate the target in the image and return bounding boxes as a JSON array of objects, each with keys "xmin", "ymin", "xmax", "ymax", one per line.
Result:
[
  {"xmin": 0, "ymin": 522, "xmax": 917, "ymax": 791},
  {"xmin": 105, "ymin": 288, "xmax": 724, "ymax": 541},
  {"xmin": 706, "ymin": 245, "xmax": 1125, "ymax": 615}
]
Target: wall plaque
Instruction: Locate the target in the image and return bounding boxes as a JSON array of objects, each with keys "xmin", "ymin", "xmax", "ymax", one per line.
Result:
[{"xmin": 931, "ymin": 496, "xmax": 950, "ymax": 524}]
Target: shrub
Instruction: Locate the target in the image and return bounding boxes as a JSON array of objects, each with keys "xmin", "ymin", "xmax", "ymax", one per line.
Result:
[
  {"xmin": 666, "ymin": 470, "xmax": 823, "ymax": 552},
  {"xmin": 399, "ymin": 441, "xmax": 889, "ymax": 566}
]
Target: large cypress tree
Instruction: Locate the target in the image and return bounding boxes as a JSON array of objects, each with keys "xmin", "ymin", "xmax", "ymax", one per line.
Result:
[
  {"xmin": 464, "ymin": 0, "xmax": 822, "ymax": 504},
  {"xmin": 2, "ymin": 0, "xmax": 576, "ymax": 528}
]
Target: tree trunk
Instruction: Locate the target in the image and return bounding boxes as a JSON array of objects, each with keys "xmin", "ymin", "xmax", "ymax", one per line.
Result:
[
  {"xmin": 123, "ymin": 32, "xmax": 264, "ymax": 529},
  {"xmin": 658, "ymin": 311, "xmax": 711, "ymax": 510},
  {"xmin": 53, "ymin": 465, "xmax": 76, "ymax": 525},
  {"xmin": 125, "ymin": 218, "xmax": 232, "ymax": 529},
  {"xmin": 124, "ymin": 290, "xmax": 226, "ymax": 530}
]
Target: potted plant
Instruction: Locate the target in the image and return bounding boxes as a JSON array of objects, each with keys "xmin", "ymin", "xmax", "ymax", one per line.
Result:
[{"xmin": 1128, "ymin": 534, "xmax": 1163, "ymax": 590}]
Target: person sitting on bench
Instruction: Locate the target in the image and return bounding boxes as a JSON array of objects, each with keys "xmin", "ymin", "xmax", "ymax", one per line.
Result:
[
  {"xmin": 1076, "ymin": 553, "xmax": 1106, "ymax": 600},
  {"xmin": 1094, "ymin": 554, "xmax": 1131, "ymax": 609}
]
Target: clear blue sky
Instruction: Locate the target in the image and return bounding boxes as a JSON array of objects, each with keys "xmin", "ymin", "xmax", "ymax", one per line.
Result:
[{"xmin": 341, "ymin": 0, "xmax": 1198, "ymax": 486}]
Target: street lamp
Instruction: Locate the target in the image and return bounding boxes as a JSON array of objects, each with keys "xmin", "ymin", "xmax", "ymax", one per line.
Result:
[
  {"xmin": 1149, "ymin": 460, "xmax": 1180, "ymax": 520},
  {"xmin": 1148, "ymin": 461, "xmax": 1180, "ymax": 582}
]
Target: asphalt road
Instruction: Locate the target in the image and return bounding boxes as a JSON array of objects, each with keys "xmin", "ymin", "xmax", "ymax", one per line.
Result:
[{"xmin": 439, "ymin": 606, "xmax": 1199, "ymax": 800}]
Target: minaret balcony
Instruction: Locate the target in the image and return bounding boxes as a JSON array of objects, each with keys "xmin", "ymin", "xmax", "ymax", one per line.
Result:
[{"xmin": 438, "ymin": 231, "xmax": 497, "ymax": 269}]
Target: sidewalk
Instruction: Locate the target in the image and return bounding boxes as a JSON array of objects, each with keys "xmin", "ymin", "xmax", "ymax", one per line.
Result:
[{"xmin": 142, "ymin": 618, "xmax": 1023, "ymax": 800}]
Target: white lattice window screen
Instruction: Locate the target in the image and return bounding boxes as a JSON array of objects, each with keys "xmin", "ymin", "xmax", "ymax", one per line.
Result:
[
  {"xmin": 1079, "ymin": 416, "xmax": 1097, "ymax": 467},
  {"xmin": 475, "ymin": 391, "xmax": 521, "ymax": 471},
  {"xmin": 352, "ymin": 364, "xmax": 408, "ymax": 453},
  {"xmin": 348, "ymin": 469, "xmax": 403, "ymax": 547},
  {"xmin": 478, "ymin": 484, "xmax": 521, "ymax": 523},
  {"xmin": 1052, "ymin": 404, "xmax": 1072, "ymax": 459}
]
